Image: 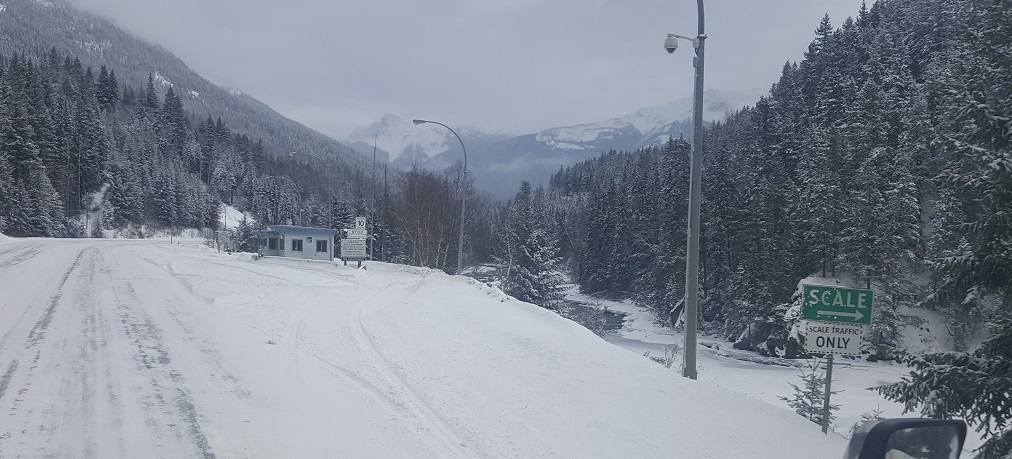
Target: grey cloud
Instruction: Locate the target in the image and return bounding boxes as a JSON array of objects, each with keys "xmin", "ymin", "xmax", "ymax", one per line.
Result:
[{"xmin": 67, "ymin": 0, "xmax": 864, "ymax": 138}]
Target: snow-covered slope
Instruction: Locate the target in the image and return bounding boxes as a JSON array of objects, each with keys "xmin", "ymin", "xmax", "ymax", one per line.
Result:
[{"xmin": 0, "ymin": 239, "xmax": 845, "ymax": 457}]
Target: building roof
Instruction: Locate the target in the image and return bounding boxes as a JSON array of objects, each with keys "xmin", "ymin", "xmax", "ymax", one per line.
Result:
[{"xmin": 261, "ymin": 225, "xmax": 341, "ymax": 237}]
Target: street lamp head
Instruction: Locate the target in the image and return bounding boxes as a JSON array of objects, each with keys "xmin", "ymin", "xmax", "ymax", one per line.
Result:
[
  {"xmin": 412, "ymin": 119, "xmax": 428, "ymax": 126},
  {"xmin": 664, "ymin": 35, "xmax": 680, "ymax": 54}
]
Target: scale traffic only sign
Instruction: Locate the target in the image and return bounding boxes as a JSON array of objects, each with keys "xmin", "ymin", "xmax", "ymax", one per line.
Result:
[
  {"xmin": 802, "ymin": 284, "xmax": 874, "ymax": 325},
  {"xmin": 805, "ymin": 322, "xmax": 863, "ymax": 356}
]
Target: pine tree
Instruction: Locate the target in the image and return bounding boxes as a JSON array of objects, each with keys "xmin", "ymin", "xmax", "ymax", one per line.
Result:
[
  {"xmin": 143, "ymin": 73, "xmax": 159, "ymax": 111},
  {"xmin": 779, "ymin": 358, "xmax": 840, "ymax": 427},
  {"xmin": 495, "ymin": 182, "xmax": 565, "ymax": 308},
  {"xmin": 235, "ymin": 215, "xmax": 257, "ymax": 252}
]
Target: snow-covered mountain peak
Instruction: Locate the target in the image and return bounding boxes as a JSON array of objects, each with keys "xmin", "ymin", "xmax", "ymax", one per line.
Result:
[
  {"xmin": 535, "ymin": 88, "xmax": 765, "ymax": 150},
  {"xmin": 347, "ymin": 114, "xmax": 511, "ymax": 164},
  {"xmin": 347, "ymin": 114, "xmax": 449, "ymax": 163}
]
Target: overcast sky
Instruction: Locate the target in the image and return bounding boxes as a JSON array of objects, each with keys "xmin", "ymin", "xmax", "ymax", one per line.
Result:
[{"xmin": 66, "ymin": 0, "xmax": 865, "ymax": 139}]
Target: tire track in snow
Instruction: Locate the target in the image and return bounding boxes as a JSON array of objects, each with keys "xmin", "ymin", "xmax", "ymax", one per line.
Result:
[
  {"xmin": 350, "ymin": 276, "xmax": 476, "ymax": 458},
  {"xmin": 280, "ymin": 297, "xmax": 317, "ymax": 377},
  {"xmin": 0, "ymin": 247, "xmax": 85, "ymax": 355},
  {"xmin": 0, "ymin": 246, "xmax": 95, "ymax": 455},
  {"xmin": 23, "ymin": 248, "xmax": 88, "ymax": 348},
  {"xmin": 110, "ymin": 269, "xmax": 218, "ymax": 459},
  {"xmin": 0, "ymin": 245, "xmax": 41, "ymax": 275},
  {"xmin": 0, "ymin": 361, "xmax": 17, "ymax": 404},
  {"xmin": 283, "ymin": 289, "xmax": 408, "ymax": 411}
]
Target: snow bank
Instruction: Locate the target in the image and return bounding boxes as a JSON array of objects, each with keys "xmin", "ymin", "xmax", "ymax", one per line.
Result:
[
  {"xmin": 567, "ymin": 284, "xmax": 915, "ymax": 441},
  {"xmin": 335, "ymin": 266, "xmax": 847, "ymax": 458}
]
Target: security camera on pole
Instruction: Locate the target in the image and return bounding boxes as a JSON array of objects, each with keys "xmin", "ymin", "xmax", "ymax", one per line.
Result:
[{"xmin": 664, "ymin": 0, "xmax": 706, "ymax": 381}]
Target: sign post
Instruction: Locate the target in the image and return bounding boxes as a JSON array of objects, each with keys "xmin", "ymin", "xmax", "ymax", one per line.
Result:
[
  {"xmin": 822, "ymin": 353, "xmax": 834, "ymax": 434},
  {"xmin": 801, "ymin": 284, "xmax": 875, "ymax": 434},
  {"xmin": 342, "ymin": 217, "xmax": 369, "ymax": 267}
]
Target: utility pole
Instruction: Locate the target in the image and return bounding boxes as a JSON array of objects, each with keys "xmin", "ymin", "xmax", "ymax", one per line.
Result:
[
  {"xmin": 372, "ymin": 134, "xmax": 377, "ymax": 260},
  {"xmin": 382, "ymin": 164, "xmax": 388, "ymax": 262},
  {"xmin": 663, "ymin": 0, "xmax": 705, "ymax": 379}
]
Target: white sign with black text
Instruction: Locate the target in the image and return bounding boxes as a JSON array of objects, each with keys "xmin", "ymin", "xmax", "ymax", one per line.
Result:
[
  {"xmin": 804, "ymin": 321, "xmax": 864, "ymax": 356},
  {"xmin": 341, "ymin": 238, "xmax": 367, "ymax": 259}
]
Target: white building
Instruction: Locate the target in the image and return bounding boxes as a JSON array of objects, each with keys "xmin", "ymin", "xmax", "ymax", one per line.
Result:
[{"xmin": 253, "ymin": 225, "xmax": 341, "ymax": 262}]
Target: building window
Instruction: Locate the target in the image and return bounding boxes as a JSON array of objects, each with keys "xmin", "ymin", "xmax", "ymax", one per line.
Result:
[
  {"xmin": 260, "ymin": 238, "xmax": 268, "ymax": 249},
  {"xmin": 316, "ymin": 240, "xmax": 328, "ymax": 253},
  {"xmin": 292, "ymin": 239, "xmax": 303, "ymax": 252},
  {"xmin": 268, "ymin": 238, "xmax": 278, "ymax": 250}
]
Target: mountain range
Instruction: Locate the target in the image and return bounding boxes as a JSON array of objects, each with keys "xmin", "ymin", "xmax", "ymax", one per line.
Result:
[{"xmin": 346, "ymin": 88, "xmax": 765, "ymax": 196}]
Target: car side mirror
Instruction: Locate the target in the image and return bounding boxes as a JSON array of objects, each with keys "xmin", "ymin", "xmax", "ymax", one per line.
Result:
[{"xmin": 844, "ymin": 418, "xmax": 967, "ymax": 459}]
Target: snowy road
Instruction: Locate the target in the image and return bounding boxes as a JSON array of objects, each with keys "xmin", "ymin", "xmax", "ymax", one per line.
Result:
[
  {"xmin": 0, "ymin": 238, "xmax": 846, "ymax": 458},
  {"xmin": 0, "ymin": 239, "xmax": 436, "ymax": 457}
]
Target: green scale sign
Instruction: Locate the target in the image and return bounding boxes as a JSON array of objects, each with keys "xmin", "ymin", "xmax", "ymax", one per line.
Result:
[{"xmin": 802, "ymin": 284, "xmax": 874, "ymax": 325}]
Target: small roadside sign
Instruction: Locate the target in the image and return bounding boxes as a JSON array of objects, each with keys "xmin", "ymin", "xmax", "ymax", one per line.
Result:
[
  {"xmin": 802, "ymin": 284, "xmax": 874, "ymax": 325},
  {"xmin": 341, "ymin": 238, "xmax": 367, "ymax": 259},
  {"xmin": 345, "ymin": 228, "xmax": 368, "ymax": 239},
  {"xmin": 355, "ymin": 217, "xmax": 367, "ymax": 229},
  {"xmin": 805, "ymin": 322, "xmax": 863, "ymax": 356}
]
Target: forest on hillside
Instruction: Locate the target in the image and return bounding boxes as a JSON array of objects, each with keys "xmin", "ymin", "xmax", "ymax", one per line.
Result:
[
  {"xmin": 0, "ymin": 45, "xmax": 486, "ymax": 271},
  {"xmin": 516, "ymin": 0, "xmax": 1009, "ymax": 454},
  {"xmin": 0, "ymin": 47, "xmax": 363, "ymax": 238}
]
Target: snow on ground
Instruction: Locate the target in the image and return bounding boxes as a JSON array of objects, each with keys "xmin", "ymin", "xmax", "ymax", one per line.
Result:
[
  {"xmin": 567, "ymin": 288, "xmax": 984, "ymax": 454},
  {"xmin": 0, "ymin": 239, "xmax": 846, "ymax": 458},
  {"xmin": 0, "ymin": 232, "xmax": 9, "ymax": 244},
  {"xmin": 565, "ymin": 289, "xmax": 910, "ymax": 435}
]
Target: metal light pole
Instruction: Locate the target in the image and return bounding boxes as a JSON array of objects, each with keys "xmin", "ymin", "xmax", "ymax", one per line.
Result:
[
  {"xmin": 412, "ymin": 119, "xmax": 467, "ymax": 275},
  {"xmin": 665, "ymin": 0, "xmax": 705, "ymax": 380}
]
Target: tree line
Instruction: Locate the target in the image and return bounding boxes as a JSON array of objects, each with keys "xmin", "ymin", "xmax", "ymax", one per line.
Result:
[{"xmin": 515, "ymin": 0, "xmax": 1009, "ymax": 455}]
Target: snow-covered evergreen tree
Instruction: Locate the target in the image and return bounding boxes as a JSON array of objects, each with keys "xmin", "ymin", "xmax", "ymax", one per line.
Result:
[
  {"xmin": 779, "ymin": 358, "xmax": 840, "ymax": 427},
  {"xmin": 235, "ymin": 215, "xmax": 257, "ymax": 252},
  {"xmin": 495, "ymin": 181, "xmax": 565, "ymax": 308}
]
